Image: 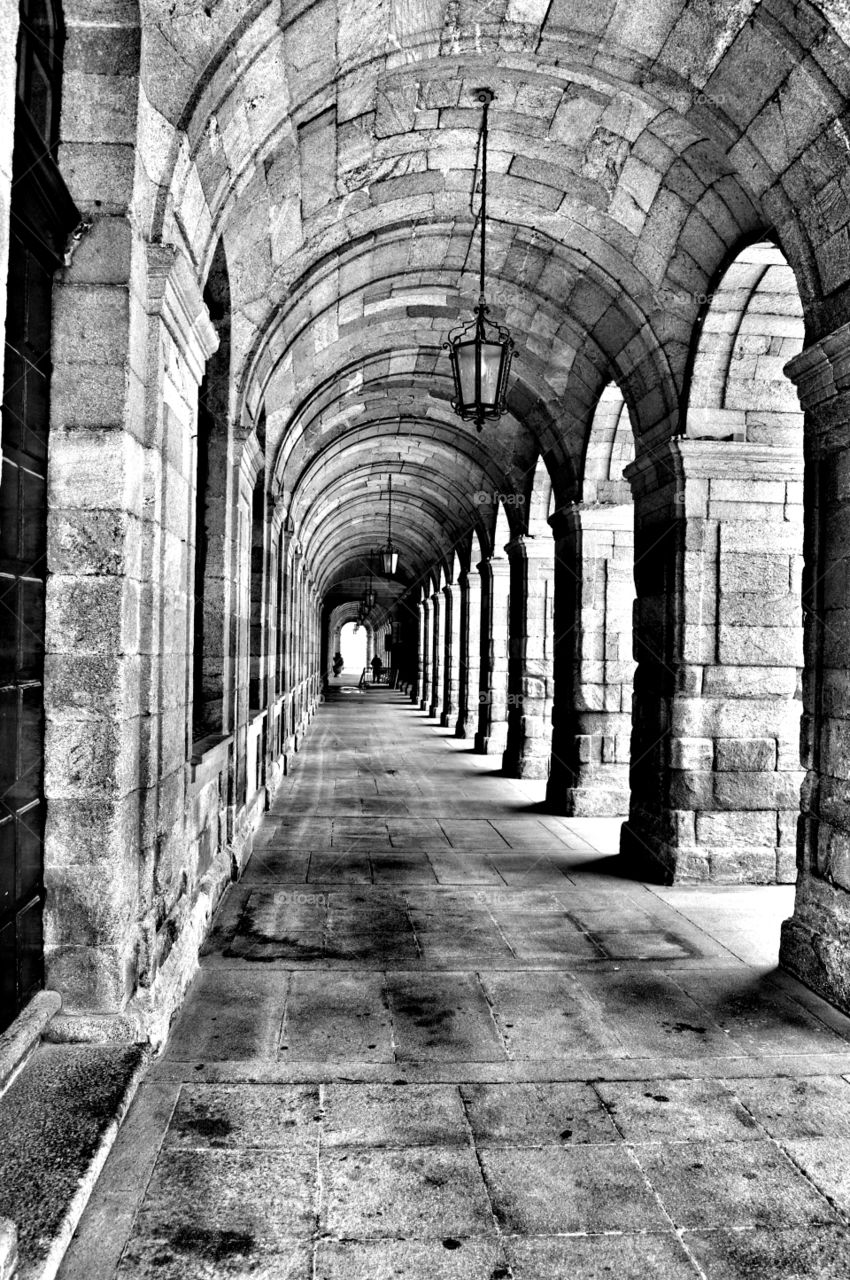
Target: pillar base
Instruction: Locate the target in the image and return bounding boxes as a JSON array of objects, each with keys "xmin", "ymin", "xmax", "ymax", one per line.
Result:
[
  {"xmin": 621, "ymin": 809, "xmax": 798, "ymax": 885},
  {"xmin": 502, "ymin": 750, "xmax": 549, "ymax": 780},
  {"xmin": 779, "ymin": 867, "xmax": 850, "ymax": 1014},
  {"xmin": 546, "ymin": 781, "xmax": 630, "ymax": 817},
  {"xmin": 428, "ymin": 702, "xmax": 439, "ymax": 719},
  {"xmin": 440, "ymin": 710, "xmax": 454, "ymax": 728},
  {"xmin": 475, "ymin": 729, "xmax": 508, "ymax": 755}
]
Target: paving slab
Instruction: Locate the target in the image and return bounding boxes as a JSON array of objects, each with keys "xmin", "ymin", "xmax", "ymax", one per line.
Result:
[
  {"xmin": 596, "ymin": 1077, "xmax": 762, "ymax": 1142},
  {"xmin": 460, "ymin": 1081, "xmax": 619, "ymax": 1145},
  {"xmin": 387, "ymin": 973, "xmax": 507, "ymax": 1062},
  {"xmin": 479, "ymin": 1144, "xmax": 669, "ymax": 1233},
  {"xmin": 506, "ymin": 1234, "xmax": 700, "ymax": 1279},
  {"xmin": 684, "ymin": 1225, "xmax": 850, "ymax": 1279},
  {"xmin": 732, "ymin": 1075, "xmax": 850, "ymax": 1138},
  {"xmin": 635, "ymin": 1139, "xmax": 838, "ymax": 1229},
  {"xmin": 314, "ymin": 1239, "xmax": 507, "ymax": 1280},
  {"xmin": 320, "ymin": 1147, "xmax": 494, "ymax": 1237},
  {"xmin": 322, "ymin": 1083, "xmax": 469, "ymax": 1147},
  {"xmin": 281, "ymin": 973, "xmax": 393, "ymax": 1061}
]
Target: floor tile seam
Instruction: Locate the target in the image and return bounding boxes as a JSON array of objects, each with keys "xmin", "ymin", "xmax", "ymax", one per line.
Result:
[
  {"xmin": 151, "ymin": 1054, "xmax": 850, "ymax": 1082},
  {"xmin": 455, "ymin": 1079, "xmax": 513, "ymax": 1269},
  {"xmin": 616, "ymin": 1137, "xmax": 709, "ymax": 1277},
  {"xmin": 472, "ymin": 970, "xmax": 512, "ymax": 1063},
  {"xmin": 311, "ymin": 1082, "xmax": 325, "ymax": 1280}
]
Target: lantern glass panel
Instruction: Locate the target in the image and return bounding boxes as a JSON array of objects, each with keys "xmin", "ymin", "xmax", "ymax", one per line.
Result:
[
  {"xmin": 478, "ymin": 340, "xmax": 504, "ymax": 406},
  {"xmin": 456, "ymin": 337, "xmax": 504, "ymax": 410},
  {"xmin": 381, "ymin": 549, "xmax": 398, "ymax": 575},
  {"xmin": 456, "ymin": 340, "xmax": 477, "ymax": 409}
]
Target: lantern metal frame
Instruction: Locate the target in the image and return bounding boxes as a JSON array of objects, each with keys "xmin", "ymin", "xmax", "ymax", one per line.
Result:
[
  {"xmin": 444, "ymin": 88, "xmax": 514, "ymax": 432},
  {"xmin": 378, "ymin": 473, "xmax": 399, "ymax": 576}
]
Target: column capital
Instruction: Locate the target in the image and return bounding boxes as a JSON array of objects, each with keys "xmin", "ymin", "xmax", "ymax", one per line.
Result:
[
  {"xmin": 146, "ymin": 243, "xmax": 218, "ymax": 385},
  {"xmin": 621, "ymin": 437, "xmax": 802, "ymax": 504},
  {"xmin": 505, "ymin": 533, "xmax": 554, "ymax": 560},
  {"xmin": 477, "ymin": 555, "xmax": 510, "ymax": 577},
  {"xmin": 785, "ymin": 320, "xmax": 850, "ymax": 409},
  {"xmin": 784, "ymin": 321, "xmax": 850, "ymax": 454},
  {"xmin": 547, "ymin": 503, "xmax": 581, "ymax": 540}
]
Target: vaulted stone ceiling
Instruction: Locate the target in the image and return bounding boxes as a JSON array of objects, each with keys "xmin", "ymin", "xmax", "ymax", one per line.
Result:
[{"xmin": 135, "ymin": 0, "xmax": 850, "ymax": 609}]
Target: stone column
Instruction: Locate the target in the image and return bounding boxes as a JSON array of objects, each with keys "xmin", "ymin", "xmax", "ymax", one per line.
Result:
[
  {"xmin": 455, "ymin": 570, "xmax": 481, "ymax": 738},
  {"xmin": 621, "ymin": 439, "xmax": 803, "ymax": 883},
  {"xmin": 780, "ymin": 324, "xmax": 850, "ymax": 1010},
  {"xmin": 441, "ymin": 580, "xmax": 461, "ymax": 727},
  {"xmin": 429, "ymin": 588, "xmax": 443, "ymax": 719},
  {"xmin": 412, "ymin": 599, "xmax": 425, "ymax": 704},
  {"xmin": 475, "ymin": 556, "xmax": 510, "ymax": 755},
  {"xmin": 502, "ymin": 536, "xmax": 554, "ymax": 779},
  {"xmin": 547, "ymin": 503, "xmax": 635, "ymax": 814},
  {"xmin": 420, "ymin": 596, "xmax": 432, "ymax": 711}
]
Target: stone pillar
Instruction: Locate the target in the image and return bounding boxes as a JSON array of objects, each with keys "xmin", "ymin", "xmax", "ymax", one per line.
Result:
[
  {"xmin": 780, "ymin": 325, "xmax": 850, "ymax": 1010},
  {"xmin": 420, "ymin": 596, "xmax": 432, "ymax": 711},
  {"xmin": 547, "ymin": 503, "xmax": 635, "ymax": 814},
  {"xmin": 45, "ymin": 244, "xmax": 218, "ymax": 1031},
  {"xmin": 412, "ymin": 599, "xmax": 425, "ymax": 704},
  {"xmin": 621, "ymin": 439, "xmax": 803, "ymax": 883},
  {"xmin": 429, "ymin": 588, "xmax": 443, "ymax": 719},
  {"xmin": 475, "ymin": 556, "xmax": 510, "ymax": 755},
  {"xmin": 455, "ymin": 570, "xmax": 481, "ymax": 738},
  {"xmin": 441, "ymin": 580, "xmax": 461, "ymax": 727},
  {"xmin": 503, "ymin": 536, "xmax": 554, "ymax": 779}
]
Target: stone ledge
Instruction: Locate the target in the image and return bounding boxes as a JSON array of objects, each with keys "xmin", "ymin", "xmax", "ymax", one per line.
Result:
[
  {"xmin": 188, "ymin": 732, "xmax": 233, "ymax": 787},
  {"xmin": 0, "ymin": 1043, "xmax": 148, "ymax": 1280},
  {"xmin": 0, "ymin": 993, "xmax": 62, "ymax": 1099}
]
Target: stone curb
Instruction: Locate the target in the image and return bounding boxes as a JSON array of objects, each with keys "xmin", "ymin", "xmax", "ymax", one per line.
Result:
[
  {"xmin": 27, "ymin": 1047, "xmax": 151, "ymax": 1280},
  {"xmin": 0, "ymin": 993, "xmax": 62, "ymax": 1099}
]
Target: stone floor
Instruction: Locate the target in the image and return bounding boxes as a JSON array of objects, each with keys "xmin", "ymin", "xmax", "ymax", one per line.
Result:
[{"xmin": 59, "ymin": 682, "xmax": 850, "ymax": 1278}]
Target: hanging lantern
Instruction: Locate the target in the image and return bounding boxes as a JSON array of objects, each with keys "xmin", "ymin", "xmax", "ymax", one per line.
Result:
[
  {"xmin": 379, "ymin": 473, "xmax": 399, "ymax": 576},
  {"xmin": 445, "ymin": 88, "xmax": 513, "ymax": 432}
]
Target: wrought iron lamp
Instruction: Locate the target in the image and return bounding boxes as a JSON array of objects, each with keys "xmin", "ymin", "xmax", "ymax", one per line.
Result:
[
  {"xmin": 445, "ymin": 88, "xmax": 514, "ymax": 431},
  {"xmin": 363, "ymin": 565, "xmax": 376, "ymax": 611},
  {"xmin": 379, "ymin": 474, "xmax": 399, "ymax": 575}
]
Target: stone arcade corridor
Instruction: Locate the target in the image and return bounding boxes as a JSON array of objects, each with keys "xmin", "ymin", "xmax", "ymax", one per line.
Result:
[
  {"xmin": 9, "ymin": 0, "xmax": 850, "ymax": 1274},
  {"xmin": 57, "ymin": 684, "xmax": 850, "ymax": 1279}
]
